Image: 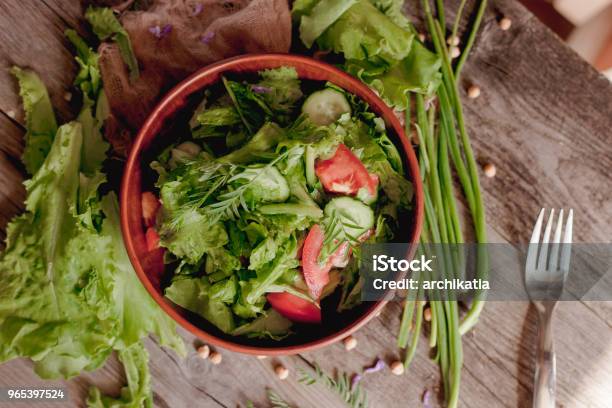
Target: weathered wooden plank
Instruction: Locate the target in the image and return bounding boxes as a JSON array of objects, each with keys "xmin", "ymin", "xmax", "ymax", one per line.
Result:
[
  {"xmin": 0, "ymin": 116, "xmax": 25, "ymax": 246},
  {"xmin": 0, "ymin": 152, "xmax": 24, "ymax": 247},
  {"xmin": 457, "ymin": 0, "xmax": 612, "ymax": 333},
  {"xmin": 0, "ymin": 115, "xmax": 25, "ymax": 247},
  {"xmin": 0, "ymin": 0, "xmax": 78, "ymax": 123},
  {"xmin": 0, "ymin": 113, "xmax": 24, "ymax": 160},
  {"xmin": 0, "ymin": 0, "xmax": 611, "ymax": 407},
  {"xmin": 39, "ymin": 0, "xmax": 89, "ymax": 37}
]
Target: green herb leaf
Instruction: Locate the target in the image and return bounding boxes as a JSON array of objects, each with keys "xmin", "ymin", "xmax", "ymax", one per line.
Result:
[
  {"xmin": 85, "ymin": 7, "xmax": 139, "ymax": 80},
  {"xmin": 297, "ymin": 0, "xmax": 357, "ymax": 48},
  {"xmin": 86, "ymin": 342, "xmax": 152, "ymax": 407},
  {"xmin": 257, "ymin": 67, "xmax": 303, "ymax": 117},
  {"xmin": 165, "ymin": 276, "xmax": 235, "ymax": 333},
  {"xmin": 316, "ymin": 1, "xmax": 413, "ymax": 64},
  {"xmin": 232, "ymin": 309, "xmax": 292, "ymax": 340},
  {"xmin": 298, "ymin": 363, "xmax": 367, "ymax": 408},
  {"xmin": 0, "ymin": 123, "xmax": 183, "ymax": 381},
  {"xmin": 10, "ymin": 67, "xmax": 58, "ymax": 175}
]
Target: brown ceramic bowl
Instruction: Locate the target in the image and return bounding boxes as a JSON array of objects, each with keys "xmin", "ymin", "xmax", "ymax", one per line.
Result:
[{"xmin": 120, "ymin": 54, "xmax": 423, "ymax": 355}]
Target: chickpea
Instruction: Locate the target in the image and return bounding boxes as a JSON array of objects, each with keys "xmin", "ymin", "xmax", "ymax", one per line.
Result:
[{"xmin": 342, "ymin": 336, "xmax": 357, "ymax": 351}]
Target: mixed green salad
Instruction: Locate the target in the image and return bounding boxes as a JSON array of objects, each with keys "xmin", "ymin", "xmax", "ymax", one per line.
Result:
[{"xmin": 141, "ymin": 67, "xmax": 413, "ymax": 338}]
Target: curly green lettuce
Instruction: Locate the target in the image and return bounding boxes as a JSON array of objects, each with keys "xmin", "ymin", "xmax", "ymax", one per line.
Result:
[
  {"xmin": 85, "ymin": 6, "xmax": 139, "ymax": 80},
  {"xmin": 10, "ymin": 67, "xmax": 58, "ymax": 175},
  {"xmin": 3, "ymin": 32, "xmax": 183, "ymax": 408},
  {"xmin": 293, "ymin": 0, "xmax": 441, "ymax": 110},
  {"xmin": 0, "ymin": 122, "xmax": 183, "ymax": 379}
]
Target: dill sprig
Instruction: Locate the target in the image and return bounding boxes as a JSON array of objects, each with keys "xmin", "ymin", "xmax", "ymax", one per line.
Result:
[
  {"xmin": 244, "ymin": 389, "xmax": 293, "ymax": 408},
  {"xmin": 182, "ymin": 161, "xmax": 234, "ymax": 208},
  {"xmin": 201, "ymin": 147, "xmax": 298, "ymax": 223},
  {"xmin": 319, "ymin": 208, "xmax": 362, "ymax": 261},
  {"xmin": 298, "ymin": 364, "xmax": 367, "ymax": 408},
  {"xmin": 266, "ymin": 389, "xmax": 293, "ymax": 408}
]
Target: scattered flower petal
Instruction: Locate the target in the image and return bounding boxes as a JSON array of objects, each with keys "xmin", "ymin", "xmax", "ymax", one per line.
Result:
[
  {"xmin": 363, "ymin": 358, "xmax": 386, "ymax": 374},
  {"xmin": 350, "ymin": 359, "xmax": 386, "ymax": 389},
  {"xmin": 351, "ymin": 373, "xmax": 362, "ymax": 389},
  {"xmin": 422, "ymin": 389, "xmax": 433, "ymax": 408},
  {"xmin": 193, "ymin": 3, "xmax": 203, "ymax": 16},
  {"xmin": 252, "ymin": 85, "xmax": 271, "ymax": 94},
  {"xmin": 160, "ymin": 24, "xmax": 173, "ymax": 37},
  {"xmin": 148, "ymin": 26, "xmax": 161, "ymax": 37},
  {"xmin": 201, "ymin": 31, "xmax": 215, "ymax": 44},
  {"xmin": 149, "ymin": 24, "xmax": 172, "ymax": 39}
]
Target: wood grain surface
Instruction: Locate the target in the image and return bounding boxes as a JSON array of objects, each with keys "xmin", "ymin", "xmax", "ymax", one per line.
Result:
[{"xmin": 0, "ymin": 0, "xmax": 611, "ymax": 407}]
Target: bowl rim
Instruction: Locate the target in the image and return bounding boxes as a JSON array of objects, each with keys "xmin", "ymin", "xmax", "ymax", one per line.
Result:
[{"xmin": 120, "ymin": 53, "xmax": 424, "ymax": 355}]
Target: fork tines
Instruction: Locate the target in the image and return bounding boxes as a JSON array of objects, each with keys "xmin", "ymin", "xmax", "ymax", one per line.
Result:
[{"xmin": 526, "ymin": 208, "xmax": 574, "ymax": 284}]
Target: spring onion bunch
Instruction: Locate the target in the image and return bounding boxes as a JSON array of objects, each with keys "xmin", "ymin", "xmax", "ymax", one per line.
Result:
[{"xmin": 397, "ymin": 1, "xmax": 489, "ymax": 407}]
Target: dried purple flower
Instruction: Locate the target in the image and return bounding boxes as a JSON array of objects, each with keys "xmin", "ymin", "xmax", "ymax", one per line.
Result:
[
  {"xmin": 201, "ymin": 31, "xmax": 215, "ymax": 44},
  {"xmin": 148, "ymin": 26, "xmax": 161, "ymax": 37},
  {"xmin": 193, "ymin": 3, "xmax": 203, "ymax": 16},
  {"xmin": 351, "ymin": 358, "xmax": 386, "ymax": 389},
  {"xmin": 363, "ymin": 358, "xmax": 386, "ymax": 374},
  {"xmin": 149, "ymin": 24, "xmax": 172, "ymax": 39},
  {"xmin": 422, "ymin": 389, "xmax": 433, "ymax": 408},
  {"xmin": 351, "ymin": 374, "xmax": 362, "ymax": 389},
  {"xmin": 252, "ymin": 85, "xmax": 271, "ymax": 94}
]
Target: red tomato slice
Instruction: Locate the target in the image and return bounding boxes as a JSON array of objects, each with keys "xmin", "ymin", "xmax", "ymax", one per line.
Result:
[
  {"xmin": 315, "ymin": 144, "xmax": 378, "ymax": 199},
  {"xmin": 145, "ymin": 227, "xmax": 161, "ymax": 252},
  {"xmin": 267, "ymin": 292, "xmax": 321, "ymax": 324},
  {"xmin": 143, "ymin": 227, "xmax": 165, "ymax": 289},
  {"xmin": 301, "ymin": 224, "xmax": 331, "ymax": 299},
  {"xmin": 358, "ymin": 228, "xmax": 374, "ymax": 243},
  {"xmin": 329, "ymin": 242, "xmax": 351, "ymax": 268},
  {"xmin": 302, "ymin": 225, "xmax": 353, "ymax": 299},
  {"xmin": 142, "ymin": 192, "xmax": 161, "ymax": 227}
]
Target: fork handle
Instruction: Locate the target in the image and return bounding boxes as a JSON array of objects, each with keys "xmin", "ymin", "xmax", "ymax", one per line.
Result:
[{"xmin": 534, "ymin": 306, "xmax": 556, "ymax": 408}]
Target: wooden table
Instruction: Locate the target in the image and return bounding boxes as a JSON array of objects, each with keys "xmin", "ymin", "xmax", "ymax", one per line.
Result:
[{"xmin": 0, "ymin": 1, "xmax": 611, "ymax": 407}]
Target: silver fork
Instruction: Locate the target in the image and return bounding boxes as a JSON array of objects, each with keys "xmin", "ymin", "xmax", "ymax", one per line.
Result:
[{"xmin": 525, "ymin": 208, "xmax": 573, "ymax": 408}]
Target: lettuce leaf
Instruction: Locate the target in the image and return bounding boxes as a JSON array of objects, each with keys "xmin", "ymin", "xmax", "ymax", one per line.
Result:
[
  {"xmin": 66, "ymin": 29, "xmax": 102, "ymax": 100},
  {"xmin": 298, "ymin": 0, "xmax": 357, "ymax": 48},
  {"xmin": 293, "ymin": 0, "xmax": 441, "ymax": 110},
  {"xmin": 3, "ymin": 51, "xmax": 182, "ymax": 407},
  {"xmin": 218, "ymin": 122, "xmax": 285, "ymax": 164},
  {"xmin": 85, "ymin": 7, "xmax": 139, "ymax": 80},
  {"xmin": 232, "ymin": 309, "xmax": 292, "ymax": 340},
  {"xmin": 345, "ymin": 40, "xmax": 442, "ymax": 108},
  {"xmin": 158, "ymin": 207, "xmax": 228, "ymax": 264},
  {"xmin": 292, "ymin": 0, "xmax": 320, "ymax": 21},
  {"xmin": 100, "ymin": 194, "xmax": 185, "ymax": 353},
  {"xmin": 165, "ymin": 277, "xmax": 235, "ymax": 333},
  {"xmin": 371, "ymin": 0, "xmax": 411, "ymax": 29},
  {"xmin": 10, "ymin": 67, "xmax": 58, "ymax": 175},
  {"xmin": 0, "ymin": 122, "xmax": 184, "ymax": 379},
  {"xmin": 317, "ymin": 1, "xmax": 413, "ymax": 64},
  {"xmin": 241, "ymin": 235, "xmax": 299, "ymax": 304},
  {"xmin": 87, "ymin": 343, "xmax": 152, "ymax": 408},
  {"xmin": 256, "ymin": 67, "xmax": 303, "ymax": 117},
  {"xmin": 192, "ymin": 106, "xmax": 242, "ymax": 139},
  {"xmin": 69, "ymin": 29, "xmax": 110, "ymax": 230}
]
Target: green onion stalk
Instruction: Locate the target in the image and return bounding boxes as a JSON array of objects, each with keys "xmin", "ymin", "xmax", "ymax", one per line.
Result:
[{"xmin": 397, "ymin": 1, "xmax": 489, "ymax": 407}]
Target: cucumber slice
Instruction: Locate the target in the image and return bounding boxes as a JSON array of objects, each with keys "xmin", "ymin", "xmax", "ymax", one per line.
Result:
[
  {"xmin": 169, "ymin": 141, "xmax": 202, "ymax": 168},
  {"xmin": 305, "ymin": 145, "xmax": 317, "ymax": 187},
  {"xmin": 302, "ymin": 88, "xmax": 351, "ymax": 126},
  {"xmin": 259, "ymin": 203, "xmax": 323, "ymax": 219},
  {"xmin": 324, "ymin": 197, "xmax": 374, "ymax": 236}
]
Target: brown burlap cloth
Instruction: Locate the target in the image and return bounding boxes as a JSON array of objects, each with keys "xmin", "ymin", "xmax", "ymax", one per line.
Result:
[{"xmin": 95, "ymin": 0, "xmax": 291, "ymax": 154}]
